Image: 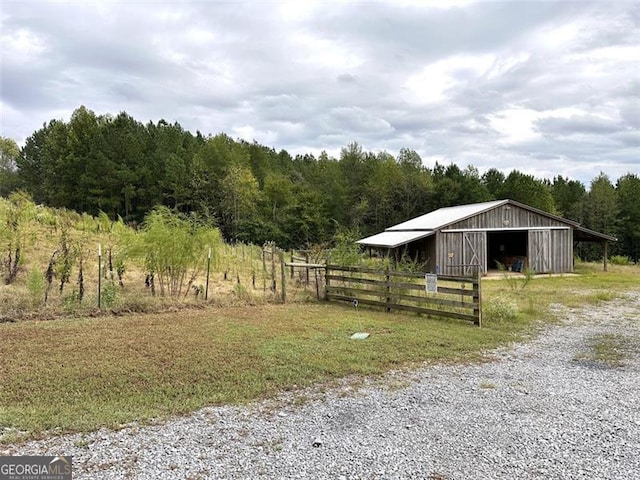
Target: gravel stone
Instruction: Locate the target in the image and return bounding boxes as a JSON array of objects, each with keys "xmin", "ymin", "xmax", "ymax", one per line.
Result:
[{"xmin": 8, "ymin": 291, "xmax": 640, "ymax": 479}]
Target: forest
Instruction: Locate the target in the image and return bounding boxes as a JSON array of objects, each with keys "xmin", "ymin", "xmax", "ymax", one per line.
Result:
[{"xmin": 1, "ymin": 106, "xmax": 638, "ymax": 261}]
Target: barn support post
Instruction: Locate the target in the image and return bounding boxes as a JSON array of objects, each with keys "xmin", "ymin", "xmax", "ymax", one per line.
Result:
[{"xmin": 603, "ymin": 241, "xmax": 608, "ymax": 272}]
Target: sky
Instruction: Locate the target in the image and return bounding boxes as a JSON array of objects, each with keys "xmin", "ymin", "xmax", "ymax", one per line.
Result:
[{"xmin": 1, "ymin": 0, "xmax": 639, "ymax": 186}]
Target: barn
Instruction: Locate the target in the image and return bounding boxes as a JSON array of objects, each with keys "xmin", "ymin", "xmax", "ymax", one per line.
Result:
[{"xmin": 356, "ymin": 199, "xmax": 616, "ymax": 275}]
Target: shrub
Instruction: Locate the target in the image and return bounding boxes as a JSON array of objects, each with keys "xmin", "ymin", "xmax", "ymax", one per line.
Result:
[
  {"xmin": 62, "ymin": 290, "xmax": 81, "ymax": 314},
  {"xmin": 124, "ymin": 207, "xmax": 222, "ymax": 297},
  {"xmin": 609, "ymin": 255, "xmax": 632, "ymax": 266},
  {"xmin": 101, "ymin": 281, "xmax": 119, "ymax": 309},
  {"xmin": 330, "ymin": 228, "xmax": 362, "ymax": 266},
  {"xmin": 233, "ymin": 282, "xmax": 252, "ymax": 303},
  {"xmin": 484, "ymin": 295, "xmax": 519, "ymax": 322},
  {"xmin": 25, "ymin": 267, "xmax": 46, "ymax": 307}
]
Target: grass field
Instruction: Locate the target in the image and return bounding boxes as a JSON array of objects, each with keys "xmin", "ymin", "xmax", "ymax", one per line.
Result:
[{"xmin": 1, "ymin": 263, "xmax": 638, "ymax": 443}]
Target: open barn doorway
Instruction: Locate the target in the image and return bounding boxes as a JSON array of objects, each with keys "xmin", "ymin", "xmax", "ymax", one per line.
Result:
[{"xmin": 487, "ymin": 231, "xmax": 527, "ymax": 271}]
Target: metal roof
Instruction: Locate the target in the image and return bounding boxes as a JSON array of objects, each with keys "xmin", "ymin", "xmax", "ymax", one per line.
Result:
[
  {"xmin": 573, "ymin": 225, "xmax": 617, "ymax": 242},
  {"xmin": 357, "ymin": 199, "xmax": 616, "ymax": 248},
  {"xmin": 356, "ymin": 230, "xmax": 435, "ymax": 248},
  {"xmin": 387, "ymin": 200, "xmax": 507, "ymax": 231}
]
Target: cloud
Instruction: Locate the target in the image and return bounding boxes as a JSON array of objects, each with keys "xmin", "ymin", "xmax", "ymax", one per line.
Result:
[
  {"xmin": 0, "ymin": 0, "xmax": 638, "ymax": 185},
  {"xmin": 535, "ymin": 114, "xmax": 622, "ymax": 136}
]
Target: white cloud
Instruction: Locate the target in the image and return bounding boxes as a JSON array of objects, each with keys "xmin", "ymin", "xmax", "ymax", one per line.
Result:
[
  {"xmin": 0, "ymin": 0, "xmax": 638, "ymax": 184},
  {"xmin": 404, "ymin": 54, "xmax": 495, "ymax": 104}
]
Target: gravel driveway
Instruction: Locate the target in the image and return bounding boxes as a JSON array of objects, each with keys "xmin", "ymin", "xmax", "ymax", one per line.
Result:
[{"xmin": 7, "ymin": 292, "xmax": 640, "ymax": 480}]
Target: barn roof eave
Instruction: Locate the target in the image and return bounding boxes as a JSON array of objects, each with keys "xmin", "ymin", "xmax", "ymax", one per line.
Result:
[{"xmin": 573, "ymin": 225, "xmax": 617, "ymax": 243}]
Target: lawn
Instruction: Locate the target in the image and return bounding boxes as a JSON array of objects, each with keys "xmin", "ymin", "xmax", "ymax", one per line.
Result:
[{"xmin": 1, "ymin": 263, "xmax": 637, "ymax": 443}]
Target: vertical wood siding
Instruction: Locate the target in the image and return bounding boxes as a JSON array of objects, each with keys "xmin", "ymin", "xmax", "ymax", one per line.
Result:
[
  {"xmin": 436, "ymin": 204, "xmax": 574, "ymax": 274},
  {"xmin": 447, "ymin": 204, "xmax": 566, "ymax": 230},
  {"xmin": 529, "ymin": 230, "xmax": 551, "ymax": 272},
  {"xmin": 463, "ymin": 231, "xmax": 486, "ymax": 275},
  {"xmin": 527, "ymin": 229, "xmax": 573, "ymax": 273}
]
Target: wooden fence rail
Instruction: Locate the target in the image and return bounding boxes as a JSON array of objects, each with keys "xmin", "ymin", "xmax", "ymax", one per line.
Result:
[{"xmin": 325, "ymin": 264, "xmax": 482, "ymax": 326}]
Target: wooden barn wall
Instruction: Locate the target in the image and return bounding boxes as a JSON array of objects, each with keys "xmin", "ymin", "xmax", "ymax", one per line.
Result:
[
  {"xmin": 436, "ymin": 231, "xmax": 460, "ymax": 276},
  {"xmin": 436, "ymin": 231, "xmax": 487, "ymax": 276},
  {"xmin": 549, "ymin": 229, "xmax": 573, "ymax": 273},
  {"xmin": 425, "ymin": 236, "xmax": 437, "ymax": 273},
  {"xmin": 447, "ymin": 204, "xmax": 566, "ymax": 230},
  {"xmin": 527, "ymin": 229, "xmax": 573, "ymax": 273}
]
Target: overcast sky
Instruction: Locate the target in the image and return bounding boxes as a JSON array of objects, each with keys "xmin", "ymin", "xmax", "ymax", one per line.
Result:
[{"xmin": 1, "ymin": 0, "xmax": 639, "ymax": 186}]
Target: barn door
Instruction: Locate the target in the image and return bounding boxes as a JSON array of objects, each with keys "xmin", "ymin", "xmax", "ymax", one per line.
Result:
[
  {"xmin": 529, "ymin": 230, "xmax": 551, "ymax": 273},
  {"xmin": 463, "ymin": 232, "xmax": 486, "ymax": 276}
]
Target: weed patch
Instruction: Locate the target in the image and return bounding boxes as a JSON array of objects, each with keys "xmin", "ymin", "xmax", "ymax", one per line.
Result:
[{"xmin": 573, "ymin": 333, "xmax": 635, "ymax": 368}]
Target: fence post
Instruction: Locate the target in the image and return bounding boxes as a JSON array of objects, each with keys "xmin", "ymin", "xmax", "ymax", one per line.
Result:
[
  {"xmin": 325, "ymin": 264, "xmax": 330, "ymax": 299},
  {"xmin": 475, "ymin": 266, "xmax": 482, "ymax": 327},
  {"xmin": 280, "ymin": 252, "xmax": 286, "ymax": 303},
  {"xmin": 385, "ymin": 264, "xmax": 391, "ymax": 312},
  {"xmin": 271, "ymin": 245, "xmax": 276, "ymax": 292},
  {"xmin": 97, "ymin": 243, "xmax": 102, "ymax": 309},
  {"xmin": 290, "ymin": 250, "xmax": 294, "ymax": 278},
  {"xmin": 205, "ymin": 247, "xmax": 211, "ymax": 301}
]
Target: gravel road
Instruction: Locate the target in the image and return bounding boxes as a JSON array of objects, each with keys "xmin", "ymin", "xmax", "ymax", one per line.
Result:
[{"xmin": 7, "ymin": 291, "xmax": 640, "ymax": 480}]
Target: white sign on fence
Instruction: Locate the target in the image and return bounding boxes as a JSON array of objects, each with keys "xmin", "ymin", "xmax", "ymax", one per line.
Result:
[{"xmin": 425, "ymin": 273, "xmax": 438, "ymax": 293}]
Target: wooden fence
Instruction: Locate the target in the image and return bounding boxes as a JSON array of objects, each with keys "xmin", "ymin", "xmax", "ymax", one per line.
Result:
[{"xmin": 325, "ymin": 265, "xmax": 482, "ymax": 326}]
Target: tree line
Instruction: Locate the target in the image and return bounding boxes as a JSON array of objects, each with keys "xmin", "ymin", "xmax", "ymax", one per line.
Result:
[{"xmin": 1, "ymin": 106, "xmax": 638, "ymax": 261}]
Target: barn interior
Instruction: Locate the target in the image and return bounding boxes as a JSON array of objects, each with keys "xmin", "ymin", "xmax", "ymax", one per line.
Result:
[{"xmin": 486, "ymin": 230, "xmax": 528, "ymax": 271}]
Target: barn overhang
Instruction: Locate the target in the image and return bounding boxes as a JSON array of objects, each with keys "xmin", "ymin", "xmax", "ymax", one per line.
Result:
[
  {"xmin": 572, "ymin": 225, "xmax": 617, "ymax": 243},
  {"xmin": 356, "ymin": 230, "xmax": 435, "ymax": 249}
]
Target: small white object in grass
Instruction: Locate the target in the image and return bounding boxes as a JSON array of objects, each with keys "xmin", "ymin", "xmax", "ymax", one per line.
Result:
[{"xmin": 350, "ymin": 332, "xmax": 370, "ymax": 340}]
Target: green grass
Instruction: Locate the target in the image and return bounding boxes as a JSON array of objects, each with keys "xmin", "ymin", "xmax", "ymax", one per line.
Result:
[
  {"xmin": 573, "ymin": 333, "xmax": 636, "ymax": 368},
  {"xmin": 1, "ymin": 302, "xmax": 529, "ymax": 443},
  {"xmin": 1, "ymin": 262, "xmax": 637, "ymax": 443},
  {"xmin": 482, "ymin": 263, "xmax": 639, "ymax": 317}
]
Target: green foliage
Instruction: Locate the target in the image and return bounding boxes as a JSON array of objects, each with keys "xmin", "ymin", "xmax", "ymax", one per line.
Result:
[
  {"xmin": 126, "ymin": 207, "xmax": 223, "ymax": 297},
  {"xmin": 498, "ymin": 170, "xmax": 555, "ymax": 213},
  {"xmin": 498, "ymin": 263, "xmax": 535, "ymax": 290},
  {"xmin": 9, "ymin": 106, "xmax": 640, "ymax": 262},
  {"xmin": 551, "ymin": 175, "xmax": 586, "ymax": 222},
  {"xmin": 330, "ymin": 228, "xmax": 362, "ymax": 266},
  {"xmin": 233, "ymin": 282, "xmax": 252, "ymax": 302},
  {"xmin": 1, "ymin": 191, "xmax": 37, "ymax": 284},
  {"xmin": 62, "ymin": 290, "xmax": 82, "ymax": 314},
  {"xmin": 0, "ymin": 137, "xmax": 20, "ymax": 196},
  {"xmin": 25, "ymin": 267, "xmax": 46, "ymax": 307},
  {"xmin": 609, "ymin": 255, "xmax": 632, "ymax": 266},
  {"xmin": 586, "ymin": 172, "xmax": 617, "ymax": 234},
  {"xmin": 615, "ymin": 174, "xmax": 640, "ymax": 262},
  {"xmin": 484, "ymin": 295, "xmax": 520, "ymax": 322},
  {"xmin": 101, "ymin": 281, "xmax": 119, "ymax": 309},
  {"xmin": 55, "ymin": 225, "xmax": 76, "ymax": 293}
]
